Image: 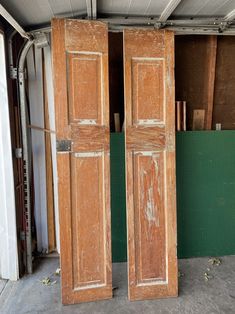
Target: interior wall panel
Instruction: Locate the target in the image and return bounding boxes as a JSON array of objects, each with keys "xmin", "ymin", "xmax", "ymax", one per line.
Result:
[
  {"xmin": 212, "ymin": 36, "xmax": 235, "ymax": 130},
  {"xmin": 0, "ymin": 33, "xmax": 18, "ymax": 280}
]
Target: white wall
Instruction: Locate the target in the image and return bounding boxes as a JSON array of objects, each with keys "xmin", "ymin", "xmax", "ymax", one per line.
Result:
[
  {"xmin": 27, "ymin": 47, "xmax": 48, "ymax": 252},
  {"xmin": 27, "ymin": 43, "xmax": 60, "ymax": 253},
  {"xmin": 0, "ymin": 33, "xmax": 19, "ymax": 280}
]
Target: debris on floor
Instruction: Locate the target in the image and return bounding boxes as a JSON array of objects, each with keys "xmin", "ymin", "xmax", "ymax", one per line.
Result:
[
  {"xmin": 2, "ymin": 257, "xmax": 235, "ymax": 314},
  {"xmin": 204, "ymin": 272, "xmax": 213, "ymax": 281},
  {"xmin": 203, "ymin": 258, "xmax": 222, "ymax": 282},
  {"xmin": 39, "ymin": 277, "xmax": 57, "ymax": 286},
  {"xmin": 39, "ymin": 267, "xmax": 61, "ymax": 286},
  {"xmin": 178, "ymin": 271, "xmax": 185, "ymax": 278},
  {"xmin": 208, "ymin": 258, "xmax": 221, "ymax": 266}
]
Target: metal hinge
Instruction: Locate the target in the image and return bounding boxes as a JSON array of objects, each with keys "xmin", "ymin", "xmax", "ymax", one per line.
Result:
[
  {"xmin": 34, "ymin": 32, "xmax": 48, "ymax": 48},
  {"xmin": 20, "ymin": 231, "xmax": 26, "ymax": 241},
  {"xmin": 10, "ymin": 66, "xmax": 18, "ymax": 79},
  {"xmin": 15, "ymin": 147, "xmax": 23, "ymax": 159},
  {"xmin": 56, "ymin": 139, "xmax": 72, "ymax": 152}
]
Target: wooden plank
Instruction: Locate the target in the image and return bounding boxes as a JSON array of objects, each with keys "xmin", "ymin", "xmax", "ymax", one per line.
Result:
[
  {"xmin": 205, "ymin": 36, "xmax": 217, "ymax": 130},
  {"xmin": 182, "ymin": 101, "xmax": 187, "ymax": 131},
  {"xmin": 27, "ymin": 124, "xmax": 55, "ymax": 134},
  {"xmin": 124, "ymin": 29, "xmax": 178, "ymax": 301},
  {"xmin": 192, "ymin": 109, "xmax": 205, "ymax": 130},
  {"xmin": 43, "ymin": 45, "xmax": 60, "ymax": 253},
  {"xmin": 176, "ymin": 101, "xmax": 181, "ymax": 131},
  {"xmin": 114, "ymin": 113, "xmax": 120, "ymax": 132},
  {"xmin": 52, "ymin": 19, "xmax": 112, "ymax": 304},
  {"xmin": 43, "ymin": 50, "xmax": 56, "ymax": 252}
]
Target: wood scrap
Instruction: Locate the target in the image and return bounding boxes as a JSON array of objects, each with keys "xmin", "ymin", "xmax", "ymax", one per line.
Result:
[
  {"xmin": 192, "ymin": 109, "xmax": 205, "ymax": 130},
  {"xmin": 215, "ymin": 123, "xmax": 221, "ymax": 130},
  {"xmin": 205, "ymin": 35, "xmax": 217, "ymax": 130},
  {"xmin": 27, "ymin": 124, "xmax": 55, "ymax": 134},
  {"xmin": 114, "ymin": 113, "xmax": 120, "ymax": 132},
  {"xmin": 182, "ymin": 101, "xmax": 187, "ymax": 131},
  {"xmin": 176, "ymin": 101, "xmax": 181, "ymax": 131},
  {"xmin": 43, "ymin": 49, "xmax": 56, "ymax": 253},
  {"xmin": 175, "ymin": 100, "xmax": 187, "ymax": 131}
]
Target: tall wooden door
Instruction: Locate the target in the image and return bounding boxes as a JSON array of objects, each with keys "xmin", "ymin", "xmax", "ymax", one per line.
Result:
[
  {"xmin": 124, "ymin": 29, "xmax": 178, "ymax": 301},
  {"xmin": 52, "ymin": 19, "xmax": 112, "ymax": 305}
]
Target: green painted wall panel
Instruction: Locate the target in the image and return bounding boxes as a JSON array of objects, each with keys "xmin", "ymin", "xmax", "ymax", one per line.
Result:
[
  {"xmin": 176, "ymin": 131, "xmax": 235, "ymax": 258},
  {"xmin": 110, "ymin": 133, "xmax": 127, "ymax": 262},
  {"xmin": 110, "ymin": 131, "xmax": 235, "ymax": 262}
]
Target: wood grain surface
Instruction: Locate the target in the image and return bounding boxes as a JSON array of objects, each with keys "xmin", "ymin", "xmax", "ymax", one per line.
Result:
[
  {"xmin": 52, "ymin": 19, "xmax": 112, "ymax": 304},
  {"xmin": 124, "ymin": 29, "xmax": 178, "ymax": 301}
]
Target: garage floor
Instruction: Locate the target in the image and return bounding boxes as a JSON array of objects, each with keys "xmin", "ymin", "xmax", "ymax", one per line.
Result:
[{"xmin": 0, "ymin": 256, "xmax": 235, "ymax": 314}]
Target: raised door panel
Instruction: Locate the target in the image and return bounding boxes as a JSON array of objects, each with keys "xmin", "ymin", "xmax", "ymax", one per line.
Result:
[
  {"xmin": 124, "ymin": 29, "xmax": 177, "ymax": 301},
  {"xmin": 71, "ymin": 153, "xmax": 105, "ymax": 289},
  {"xmin": 133, "ymin": 151, "xmax": 166, "ymax": 285},
  {"xmin": 52, "ymin": 19, "xmax": 112, "ymax": 305},
  {"xmin": 67, "ymin": 53, "xmax": 102, "ymax": 124},
  {"xmin": 132, "ymin": 59, "xmax": 164, "ymax": 124}
]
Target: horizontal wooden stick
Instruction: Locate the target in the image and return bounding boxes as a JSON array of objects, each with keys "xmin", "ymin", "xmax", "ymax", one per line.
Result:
[{"xmin": 27, "ymin": 124, "xmax": 56, "ymax": 134}]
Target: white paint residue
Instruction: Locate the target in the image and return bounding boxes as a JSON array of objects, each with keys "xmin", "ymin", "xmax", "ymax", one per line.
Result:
[
  {"xmin": 145, "ymin": 186, "xmax": 159, "ymax": 227},
  {"xmin": 135, "ymin": 151, "xmax": 154, "ymax": 156},
  {"xmin": 137, "ymin": 119, "xmax": 160, "ymax": 125},
  {"xmin": 153, "ymin": 158, "xmax": 161, "ymax": 195},
  {"xmin": 74, "ymin": 152, "xmax": 102, "ymax": 158},
  {"xmin": 153, "ymin": 158, "xmax": 159, "ymax": 174},
  {"xmin": 78, "ymin": 119, "xmax": 97, "ymax": 125}
]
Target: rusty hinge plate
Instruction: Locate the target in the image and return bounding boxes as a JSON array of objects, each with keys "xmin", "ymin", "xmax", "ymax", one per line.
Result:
[
  {"xmin": 56, "ymin": 139, "xmax": 71, "ymax": 152},
  {"xmin": 10, "ymin": 66, "xmax": 18, "ymax": 79},
  {"xmin": 20, "ymin": 231, "xmax": 26, "ymax": 241},
  {"xmin": 15, "ymin": 147, "xmax": 23, "ymax": 159}
]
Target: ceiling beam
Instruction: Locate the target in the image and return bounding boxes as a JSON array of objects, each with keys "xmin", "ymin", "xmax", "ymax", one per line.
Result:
[
  {"xmin": 218, "ymin": 8, "xmax": 235, "ymax": 32},
  {"xmin": 0, "ymin": 4, "xmax": 30, "ymax": 39},
  {"xmin": 158, "ymin": 0, "xmax": 182, "ymax": 23},
  {"xmin": 224, "ymin": 9, "xmax": 235, "ymax": 21},
  {"xmin": 29, "ymin": 16, "xmax": 235, "ymax": 36},
  {"xmin": 99, "ymin": 16, "xmax": 221, "ymax": 27}
]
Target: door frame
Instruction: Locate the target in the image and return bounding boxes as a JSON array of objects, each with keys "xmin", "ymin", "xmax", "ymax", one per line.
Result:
[{"xmin": 0, "ymin": 30, "xmax": 19, "ymax": 281}]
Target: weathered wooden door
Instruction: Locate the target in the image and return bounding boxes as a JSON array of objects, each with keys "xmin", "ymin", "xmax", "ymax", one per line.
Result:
[
  {"xmin": 124, "ymin": 29, "xmax": 178, "ymax": 300},
  {"xmin": 52, "ymin": 19, "xmax": 112, "ymax": 305}
]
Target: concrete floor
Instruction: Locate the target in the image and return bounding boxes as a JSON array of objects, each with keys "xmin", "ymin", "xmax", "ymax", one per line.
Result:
[{"xmin": 1, "ymin": 256, "xmax": 235, "ymax": 314}]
